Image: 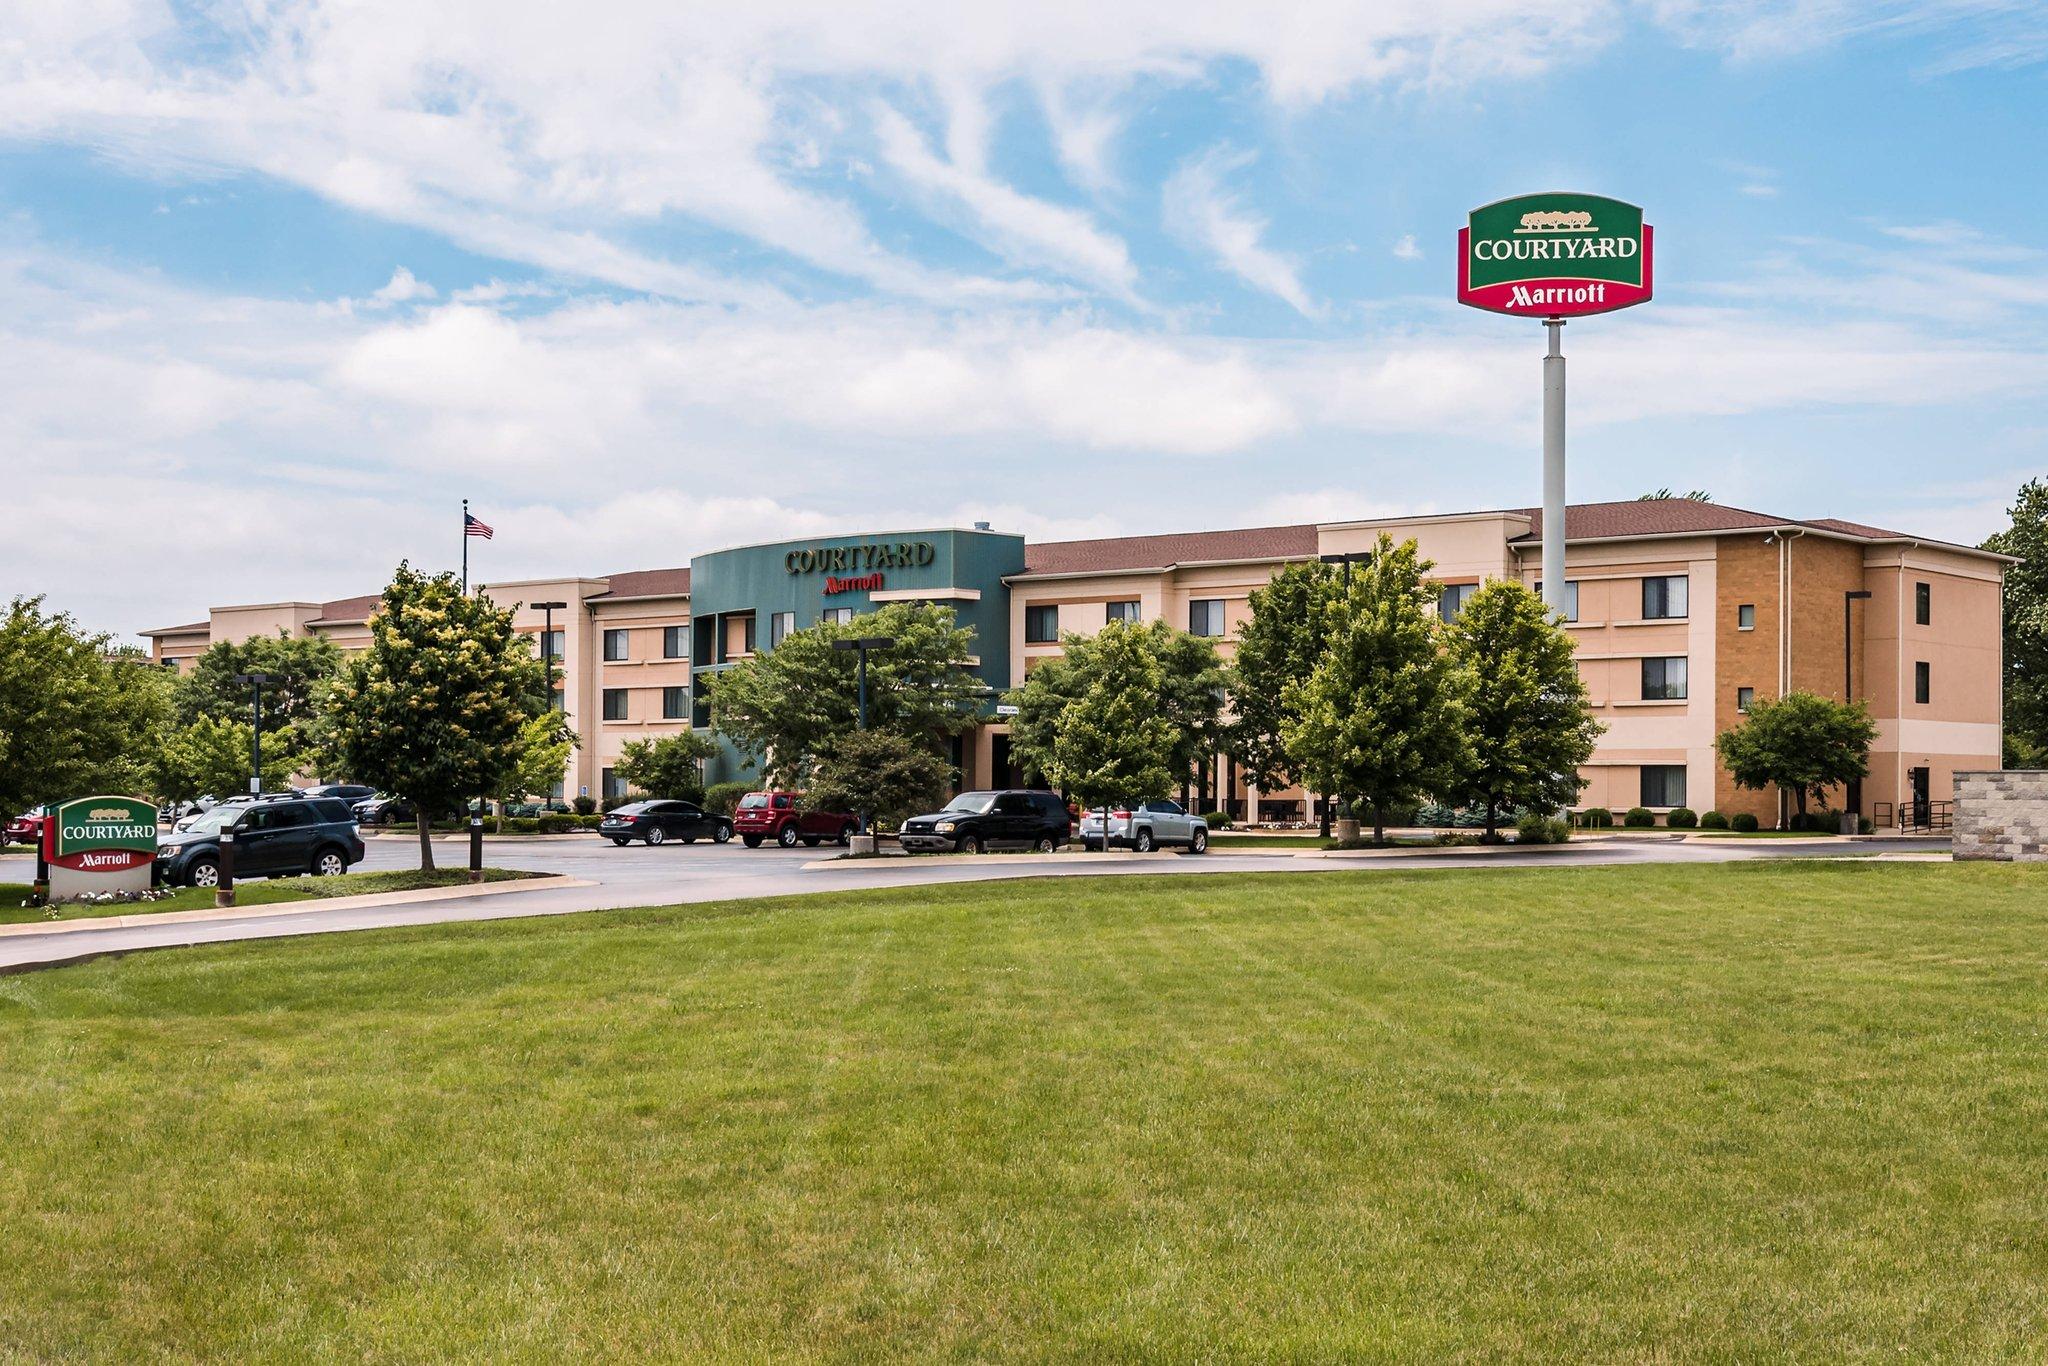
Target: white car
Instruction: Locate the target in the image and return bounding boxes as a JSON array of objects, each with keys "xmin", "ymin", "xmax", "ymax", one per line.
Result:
[{"xmin": 1079, "ymin": 799, "xmax": 1208, "ymax": 854}]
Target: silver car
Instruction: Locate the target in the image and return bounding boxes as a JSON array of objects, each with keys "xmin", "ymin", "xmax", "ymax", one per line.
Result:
[{"xmin": 1078, "ymin": 799, "xmax": 1208, "ymax": 854}]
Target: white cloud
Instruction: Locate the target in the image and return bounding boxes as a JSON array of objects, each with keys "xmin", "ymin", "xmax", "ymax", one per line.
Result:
[
  {"xmin": 872, "ymin": 99, "xmax": 1138, "ymax": 298},
  {"xmin": 370, "ymin": 266, "xmax": 435, "ymax": 305},
  {"xmin": 1163, "ymin": 147, "xmax": 1319, "ymax": 317},
  {"xmin": 1392, "ymin": 234, "xmax": 1423, "ymax": 261}
]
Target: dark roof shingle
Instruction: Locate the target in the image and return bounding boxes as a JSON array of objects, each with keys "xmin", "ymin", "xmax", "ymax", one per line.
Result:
[
  {"xmin": 1021, "ymin": 524, "xmax": 1319, "ymax": 576},
  {"xmin": 593, "ymin": 567, "xmax": 691, "ymax": 599}
]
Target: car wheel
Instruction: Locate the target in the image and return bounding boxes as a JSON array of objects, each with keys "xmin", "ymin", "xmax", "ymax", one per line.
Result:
[
  {"xmin": 646, "ymin": 826, "xmax": 667, "ymax": 846},
  {"xmin": 611, "ymin": 837, "xmax": 631, "ymax": 847},
  {"xmin": 777, "ymin": 824, "xmax": 800, "ymax": 848},
  {"xmin": 713, "ymin": 823, "xmax": 733, "ymax": 844},
  {"xmin": 1134, "ymin": 828, "xmax": 1154, "ymax": 853},
  {"xmin": 958, "ymin": 834, "xmax": 985, "ymax": 854},
  {"xmin": 1186, "ymin": 828, "xmax": 1208, "ymax": 855},
  {"xmin": 1083, "ymin": 839, "xmax": 1101, "ymax": 852},
  {"xmin": 839, "ymin": 823, "xmax": 857, "ymax": 846},
  {"xmin": 1033, "ymin": 836, "xmax": 1056, "ymax": 853},
  {"xmin": 313, "ymin": 848, "xmax": 348, "ymax": 877},
  {"xmin": 742, "ymin": 834, "xmax": 763, "ymax": 848},
  {"xmin": 187, "ymin": 857, "xmax": 219, "ymax": 888}
]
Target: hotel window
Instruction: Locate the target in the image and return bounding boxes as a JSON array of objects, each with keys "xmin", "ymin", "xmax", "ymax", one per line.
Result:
[
  {"xmin": 742, "ymin": 615, "xmax": 757, "ymax": 653},
  {"xmin": 770, "ymin": 611, "xmax": 795, "ymax": 648},
  {"xmin": 662, "ymin": 686, "xmax": 689, "ymax": 720},
  {"xmin": 1640, "ymin": 765, "xmax": 1687, "ymax": 809},
  {"xmin": 1535, "ymin": 580, "xmax": 1580, "ymax": 623},
  {"xmin": 603, "ymin": 628, "xmax": 629, "ymax": 662},
  {"xmin": 1915, "ymin": 661, "xmax": 1931, "ymax": 705},
  {"xmin": 539, "ymin": 628, "xmax": 564, "ymax": 660},
  {"xmin": 1189, "ymin": 599, "xmax": 1226, "ymax": 637},
  {"xmin": 1737, "ymin": 686, "xmax": 1755, "ymax": 713},
  {"xmin": 1641, "ymin": 656, "xmax": 1689, "ymax": 701},
  {"xmin": 601, "ymin": 767, "xmax": 627, "ymax": 800},
  {"xmin": 1642, "ymin": 575, "xmax": 1689, "ymax": 619},
  {"xmin": 820, "ymin": 608, "xmax": 853, "ymax": 627},
  {"xmin": 1025, "ymin": 604, "xmax": 1059, "ymax": 643},
  {"xmin": 1105, "ymin": 600, "xmax": 1141, "ymax": 624},
  {"xmin": 1915, "ymin": 582, "xmax": 1931, "ymax": 626},
  {"xmin": 1737, "ymin": 604, "xmax": 1755, "ymax": 631},
  {"xmin": 1437, "ymin": 583, "xmax": 1479, "ymax": 622},
  {"xmin": 549, "ymin": 689, "xmax": 565, "ymax": 713},
  {"xmin": 602, "ymin": 688, "xmax": 628, "ymax": 721},
  {"xmin": 663, "ymin": 625, "xmax": 688, "ymax": 659}
]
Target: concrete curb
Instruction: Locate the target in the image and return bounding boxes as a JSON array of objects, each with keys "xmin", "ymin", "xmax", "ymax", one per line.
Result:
[
  {"xmin": 801, "ymin": 840, "xmax": 1599, "ymax": 871},
  {"xmin": 0, "ymin": 875, "xmax": 592, "ymax": 939}
]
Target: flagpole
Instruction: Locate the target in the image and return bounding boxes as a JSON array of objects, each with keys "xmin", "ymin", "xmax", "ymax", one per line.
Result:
[{"xmin": 462, "ymin": 498, "xmax": 469, "ymax": 595}]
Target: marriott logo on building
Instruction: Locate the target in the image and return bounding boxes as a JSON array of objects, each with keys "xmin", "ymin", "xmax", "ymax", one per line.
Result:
[{"xmin": 1458, "ymin": 192, "xmax": 1653, "ymax": 318}]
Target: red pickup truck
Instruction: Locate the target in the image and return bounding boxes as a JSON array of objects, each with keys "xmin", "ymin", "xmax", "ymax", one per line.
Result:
[{"xmin": 731, "ymin": 791, "xmax": 857, "ymax": 848}]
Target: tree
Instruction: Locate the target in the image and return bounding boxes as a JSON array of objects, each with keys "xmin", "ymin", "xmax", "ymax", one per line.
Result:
[
  {"xmin": 1227, "ymin": 560, "xmax": 1341, "ymax": 829},
  {"xmin": 1715, "ymin": 691, "xmax": 1877, "ymax": 822},
  {"xmin": 1445, "ymin": 580, "xmax": 1603, "ymax": 839},
  {"xmin": 708, "ymin": 603, "xmax": 983, "ymax": 786},
  {"xmin": 324, "ymin": 564, "xmax": 551, "ymax": 870},
  {"xmin": 173, "ymin": 633, "xmax": 343, "ymax": 772},
  {"xmin": 804, "ymin": 729, "xmax": 955, "ymax": 833},
  {"xmin": 1006, "ymin": 620, "xmax": 1177, "ymax": 831},
  {"xmin": 612, "ymin": 731, "xmax": 717, "ymax": 803},
  {"xmin": 0, "ymin": 596, "xmax": 170, "ymax": 817},
  {"xmin": 496, "ymin": 710, "xmax": 579, "ymax": 829},
  {"xmin": 1282, "ymin": 536, "xmax": 1469, "ymax": 843},
  {"xmin": 1637, "ymin": 489, "xmax": 1713, "ymax": 502},
  {"xmin": 1984, "ymin": 478, "xmax": 2048, "ymax": 768},
  {"xmin": 147, "ymin": 715, "xmax": 298, "ymax": 803},
  {"xmin": 1009, "ymin": 620, "xmax": 1225, "ymax": 797}
]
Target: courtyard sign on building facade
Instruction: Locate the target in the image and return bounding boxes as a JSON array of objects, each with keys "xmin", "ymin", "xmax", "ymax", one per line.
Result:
[
  {"xmin": 1458, "ymin": 192, "xmax": 1653, "ymax": 317},
  {"xmin": 42, "ymin": 794, "xmax": 158, "ymax": 900}
]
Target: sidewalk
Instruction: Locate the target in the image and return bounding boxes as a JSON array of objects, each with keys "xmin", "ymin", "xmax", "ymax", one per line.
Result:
[{"xmin": 0, "ymin": 874, "xmax": 592, "ymax": 939}]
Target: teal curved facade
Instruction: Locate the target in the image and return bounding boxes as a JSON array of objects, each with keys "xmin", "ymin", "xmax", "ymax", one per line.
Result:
[{"xmin": 689, "ymin": 527, "xmax": 1026, "ymax": 784}]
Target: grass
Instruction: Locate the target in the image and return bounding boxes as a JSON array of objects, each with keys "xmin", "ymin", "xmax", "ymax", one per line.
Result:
[
  {"xmin": 4, "ymin": 863, "xmax": 2048, "ymax": 1359},
  {"xmin": 0, "ymin": 867, "xmax": 538, "ymax": 924}
]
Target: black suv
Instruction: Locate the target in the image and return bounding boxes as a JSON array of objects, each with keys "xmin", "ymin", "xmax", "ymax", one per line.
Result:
[
  {"xmin": 156, "ymin": 797, "xmax": 366, "ymax": 887},
  {"xmin": 898, "ymin": 790, "xmax": 1071, "ymax": 854}
]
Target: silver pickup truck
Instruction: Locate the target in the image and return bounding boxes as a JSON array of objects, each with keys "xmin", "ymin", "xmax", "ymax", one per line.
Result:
[{"xmin": 1078, "ymin": 799, "xmax": 1209, "ymax": 854}]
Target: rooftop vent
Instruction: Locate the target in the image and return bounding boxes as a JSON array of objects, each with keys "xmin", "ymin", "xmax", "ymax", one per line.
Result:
[{"xmin": 973, "ymin": 521, "xmax": 991, "ymax": 531}]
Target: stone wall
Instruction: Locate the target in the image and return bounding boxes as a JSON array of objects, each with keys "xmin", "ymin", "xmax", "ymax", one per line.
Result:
[{"xmin": 1953, "ymin": 771, "xmax": 2048, "ymax": 862}]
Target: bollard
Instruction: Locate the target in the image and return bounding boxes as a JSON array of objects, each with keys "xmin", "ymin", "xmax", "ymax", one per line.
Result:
[
  {"xmin": 469, "ymin": 813, "xmax": 484, "ymax": 883},
  {"xmin": 216, "ymin": 828, "xmax": 237, "ymax": 908}
]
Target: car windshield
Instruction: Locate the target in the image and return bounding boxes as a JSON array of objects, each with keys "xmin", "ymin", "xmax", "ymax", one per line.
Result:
[
  {"xmin": 181, "ymin": 807, "xmax": 241, "ymax": 834},
  {"xmin": 738, "ymin": 793, "xmax": 770, "ymax": 810},
  {"xmin": 611, "ymin": 802, "xmax": 654, "ymax": 815},
  {"xmin": 942, "ymin": 792, "xmax": 996, "ymax": 815}
]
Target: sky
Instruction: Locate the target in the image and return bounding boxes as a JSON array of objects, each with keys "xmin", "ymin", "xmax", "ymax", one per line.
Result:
[{"xmin": 3, "ymin": 0, "xmax": 2046, "ymax": 640}]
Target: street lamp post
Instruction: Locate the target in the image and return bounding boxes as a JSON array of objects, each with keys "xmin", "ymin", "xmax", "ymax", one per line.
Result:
[
  {"xmin": 831, "ymin": 635, "xmax": 897, "ymax": 833},
  {"xmin": 532, "ymin": 601, "xmax": 567, "ymax": 711},
  {"xmin": 231, "ymin": 672, "xmax": 274, "ymax": 794}
]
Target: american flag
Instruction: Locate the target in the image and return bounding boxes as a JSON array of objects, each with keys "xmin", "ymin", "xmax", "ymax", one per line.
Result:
[{"xmin": 465, "ymin": 513, "xmax": 494, "ymax": 540}]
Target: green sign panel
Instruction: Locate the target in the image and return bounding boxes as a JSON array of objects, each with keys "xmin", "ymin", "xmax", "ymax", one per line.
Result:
[
  {"xmin": 45, "ymin": 795, "xmax": 158, "ymax": 872},
  {"xmin": 1458, "ymin": 192, "xmax": 1653, "ymax": 317}
]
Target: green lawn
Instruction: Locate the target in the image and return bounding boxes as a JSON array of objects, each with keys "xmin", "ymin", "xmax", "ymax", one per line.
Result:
[
  {"xmin": 0, "ymin": 867, "xmax": 537, "ymax": 924},
  {"xmin": 4, "ymin": 863, "xmax": 2047, "ymax": 1359}
]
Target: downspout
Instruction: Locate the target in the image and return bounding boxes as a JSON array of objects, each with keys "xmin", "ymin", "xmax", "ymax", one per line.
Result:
[{"xmin": 1776, "ymin": 528, "xmax": 1806, "ymax": 826}]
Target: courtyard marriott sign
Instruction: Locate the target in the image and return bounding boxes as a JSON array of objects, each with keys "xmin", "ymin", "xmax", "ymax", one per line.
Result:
[
  {"xmin": 1458, "ymin": 192, "xmax": 1653, "ymax": 318},
  {"xmin": 785, "ymin": 540, "xmax": 936, "ymax": 576},
  {"xmin": 42, "ymin": 794, "xmax": 159, "ymax": 900}
]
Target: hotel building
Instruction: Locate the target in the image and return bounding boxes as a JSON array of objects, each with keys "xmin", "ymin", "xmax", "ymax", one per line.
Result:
[{"xmin": 144, "ymin": 500, "xmax": 2010, "ymax": 826}]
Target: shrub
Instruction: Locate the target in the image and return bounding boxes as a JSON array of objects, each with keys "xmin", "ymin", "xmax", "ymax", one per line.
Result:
[
  {"xmin": 1623, "ymin": 807, "xmax": 1657, "ymax": 828},
  {"xmin": 1666, "ymin": 807, "xmax": 1698, "ymax": 829},
  {"xmin": 702, "ymin": 780, "xmax": 756, "ymax": 817},
  {"xmin": 1789, "ymin": 809, "xmax": 1840, "ymax": 834},
  {"xmin": 1515, "ymin": 812, "xmax": 1572, "ymax": 844},
  {"xmin": 1731, "ymin": 812, "xmax": 1759, "ymax": 832},
  {"xmin": 1698, "ymin": 810, "xmax": 1729, "ymax": 830},
  {"xmin": 1201, "ymin": 811, "xmax": 1231, "ymax": 830},
  {"xmin": 600, "ymin": 795, "xmax": 629, "ymax": 813},
  {"xmin": 572, "ymin": 795, "xmax": 596, "ymax": 816},
  {"xmin": 1576, "ymin": 807, "xmax": 1614, "ymax": 829},
  {"xmin": 536, "ymin": 815, "xmax": 576, "ymax": 833}
]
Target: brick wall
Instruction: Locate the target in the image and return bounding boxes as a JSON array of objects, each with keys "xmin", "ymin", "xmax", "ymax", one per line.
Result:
[
  {"xmin": 1954, "ymin": 771, "xmax": 2048, "ymax": 862},
  {"xmin": 1714, "ymin": 535, "xmax": 1778, "ymax": 823}
]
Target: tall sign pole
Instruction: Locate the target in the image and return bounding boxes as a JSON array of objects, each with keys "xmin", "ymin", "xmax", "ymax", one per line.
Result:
[{"xmin": 1459, "ymin": 192, "xmax": 1653, "ymax": 618}]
